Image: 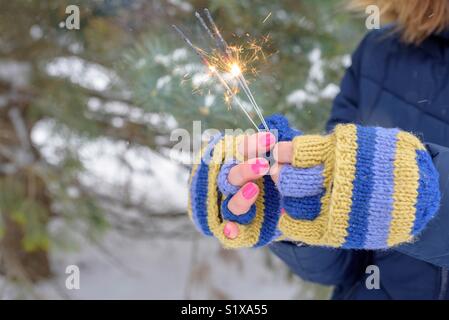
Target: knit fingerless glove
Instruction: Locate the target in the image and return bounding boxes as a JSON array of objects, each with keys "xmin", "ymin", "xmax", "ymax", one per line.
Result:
[
  {"xmin": 278, "ymin": 124, "xmax": 441, "ymax": 249},
  {"xmin": 188, "ymin": 115, "xmax": 299, "ymax": 248}
]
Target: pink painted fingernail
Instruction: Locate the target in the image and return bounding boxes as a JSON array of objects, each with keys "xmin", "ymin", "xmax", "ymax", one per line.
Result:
[
  {"xmin": 251, "ymin": 158, "xmax": 269, "ymax": 174},
  {"xmin": 259, "ymin": 133, "xmax": 275, "ymax": 148},
  {"xmin": 242, "ymin": 182, "xmax": 258, "ymax": 199},
  {"xmin": 224, "ymin": 223, "xmax": 238, "ymax": 239},
  {"xmin": 224, "ymin": 224, "xmax": 231, "ymax": 237}
]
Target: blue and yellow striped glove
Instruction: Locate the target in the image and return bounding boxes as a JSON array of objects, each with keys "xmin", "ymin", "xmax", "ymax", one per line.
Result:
[{"xmin": 278, "ymin": 124, "xmax": 441, "ymax": 249}]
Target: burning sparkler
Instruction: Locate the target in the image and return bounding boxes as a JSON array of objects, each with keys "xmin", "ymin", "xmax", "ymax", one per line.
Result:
[{"xmin": 172, "ymin": 8, "xmax": 270, "ymax": 132}]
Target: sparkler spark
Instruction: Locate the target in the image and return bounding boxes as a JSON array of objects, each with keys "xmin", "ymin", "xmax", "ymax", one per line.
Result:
[
  {"xmin": 172, "ymin": 9, "xmax": 270, "ymax": 132},
  {"xmin": 262, "ymin": 12, "xmax": 272, "ymax": 24}
]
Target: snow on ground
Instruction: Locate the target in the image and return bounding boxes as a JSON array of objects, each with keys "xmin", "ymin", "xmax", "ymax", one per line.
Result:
[{"xmin": 34, "ymin": 232, "xmax": 317, "ymax": 299}]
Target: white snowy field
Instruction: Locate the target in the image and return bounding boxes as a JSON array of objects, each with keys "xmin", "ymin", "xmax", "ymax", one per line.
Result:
[{"xmin": 34, "ymin": 233, "xmax": 323, "ymax": 299}]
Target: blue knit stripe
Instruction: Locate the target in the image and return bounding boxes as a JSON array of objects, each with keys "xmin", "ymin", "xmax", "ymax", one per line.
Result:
[
  {"xmin": 190, "ymin": 162, "xmax": 212, "ymax": 235},
  {"xmin": 262, "ymin": 114, "xmax": 303, "ymax": 142},
  {"xmin": 221, "ymin": 196, "xmax": 257, "ymax": 224},
  {"xmin": 191, "ymin": 133, "xmax": 223, "ymax": 236},
  {"xmin": 202, "ymin": 133, "xmax": 223, "ymax": 165},
  {"xmin": 364, "ymin": 128, "xmax": 399, "ymax": 249},
  {"xmin": 278, "ymin": 165, "xmax": 325, "ymax": 198},
  {"xmin": 255, "ymin": 175, "xmax": 281, "ymax": 247},
  {"xmin": 189, "ymin": 165, "xmax": 202, "ymax": 231},
  {"xmin": 343, "ymin": 126, "xmax": 377, "ymax": 248},
  {"xmin": 281, "ymin": 193, "xmax": 323, "ymax": 220},
  {"xmin": 217, "ymin": 159, "xmax": 240, "ymax": 196},
  {"xmin": 412, "ymin": 150, "xmax": 441, "ymax": 235}
]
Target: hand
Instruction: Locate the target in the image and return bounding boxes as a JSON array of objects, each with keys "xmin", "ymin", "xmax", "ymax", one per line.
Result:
[
  {"xmin": 189, "ymin": 114, "xmax": 305, "ymax": 247},
  {"xmin": 222, "ymin": 131, "xmax": 276, "ymax": 239}
]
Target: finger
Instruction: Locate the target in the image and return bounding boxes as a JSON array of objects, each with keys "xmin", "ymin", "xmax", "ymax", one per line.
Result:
[
  {"xmin": 238, "ymin": 132, "xmax": 276, "ymax": 159},
  {"xmin": 227, "ymin": 182, "xmax": 259, "ymax": 215},
  {"xmin": 223, "ymin": 221, "xmax": 239, "ymax": 239},
  {"xmin": 273, "ymin": 141, "xmax": 293, "ymax": 164},
  {"xmin": 228, "ymin": 158, "xmax": 270, "ymax": 186},
  {"xmin": 269, "ymin": 163, "xmax": 284, "ymax": 185}
]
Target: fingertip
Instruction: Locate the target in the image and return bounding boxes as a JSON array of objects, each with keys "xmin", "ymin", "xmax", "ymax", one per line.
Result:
[
  {"xmin": 259, "ymin": 132, "xmax": 276, "ymax": 150},
  {"xmin": 237, "ymin": 132, "xmax": 276, "ymax": 159},
  {"xmin": 223, "ymin": 222, "xmax": 239, "ymax": 239},
  {"xmin": 249, "ymin": 157, "xmax": 270, "ymax": 175}
]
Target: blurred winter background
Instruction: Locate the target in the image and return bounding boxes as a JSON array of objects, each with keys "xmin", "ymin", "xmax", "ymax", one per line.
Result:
[{"xmin": 0, "ymin": 0, "xmax": 365, "ymax": 299}]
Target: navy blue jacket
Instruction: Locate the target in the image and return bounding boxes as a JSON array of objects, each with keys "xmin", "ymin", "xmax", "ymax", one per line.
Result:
[{"xmin": 270, "ymin": 27, "xmax": 449, "ymax": 299}]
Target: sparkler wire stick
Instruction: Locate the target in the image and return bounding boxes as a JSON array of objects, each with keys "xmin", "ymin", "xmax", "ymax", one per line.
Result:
[
  {"xmin": 194, "ymin": 12, "xmax": 216, "ymax": 44},
  {"xmin": 235, "ymin": 75, "xmax": 269, "ymax": 131},
  {"xmin": 172, "ymin": 25, "xmax": 202, "ymax": 56},
  {"xmin": 204, "ymin": 9, "xmax": 230, "ymax": 56},
  {"xmin": 201, "ymin": 9, "xmax": 270, "ymax": 131},
  {"xmin": 211, "ymin": 70, "xmax": 260, "ymax": 131}
]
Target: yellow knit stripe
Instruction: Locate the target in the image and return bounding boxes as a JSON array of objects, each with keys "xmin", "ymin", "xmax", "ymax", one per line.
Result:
[
  {"xmin": 215, "ymin": 178, "xmax": 266, "ymax": 248},
  {"xmin": 292, "ymin": 135, "xmax": 331, "ymax": 167},
  {"xmin": 206, "ymin": 138, "xmax": 226, "ymax": 234},
  {"xmin": 387, "ymin": 131, "xmax": 421, "ymax": 246},
  {"xmin": 325, "ymin": 124, "xmax": 357, "ymax": 246},
  {"xmin": 278, "ymin": 201, "xmax": 327, "ymax": 244},
  {"xmin": 206, "ymin": 135, "xmax": 241, "ymax": 234},
  {"xmin": 205, "ymin": 135, "xmax": 265, "ymax": 248},
  {"xmin": 278, "ymin": 124, "xmax": 357, "ymax": 247}
]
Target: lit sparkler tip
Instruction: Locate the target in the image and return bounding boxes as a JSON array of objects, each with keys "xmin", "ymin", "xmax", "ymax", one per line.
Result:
[{"xmin": 229, "ymin": 63, "xmax": 242, "ymax": 77}]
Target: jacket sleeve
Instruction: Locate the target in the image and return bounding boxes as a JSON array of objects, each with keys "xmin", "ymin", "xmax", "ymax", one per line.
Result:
[
  {"xmin": 269, "ymin": 242, "xmax": 368, "ymax": 286},
  {"xmin": 396, "ymin": 143, "xmax": 449, "ymax": 267}
]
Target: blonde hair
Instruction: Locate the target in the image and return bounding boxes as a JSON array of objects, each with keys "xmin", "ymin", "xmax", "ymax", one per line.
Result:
[{"xmin": 349, "ymin": 0, "xmax": 449, "ymax": 45}]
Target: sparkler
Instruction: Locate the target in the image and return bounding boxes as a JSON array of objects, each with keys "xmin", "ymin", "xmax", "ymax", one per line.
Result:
[{"xmin": 172, "ymin": 9, "xmax": 270, "ymax": 132}]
